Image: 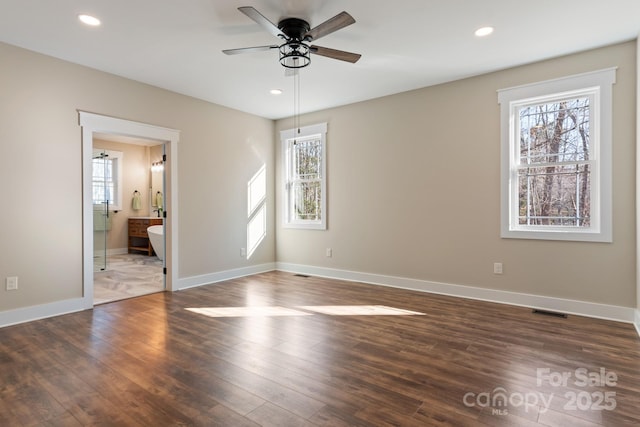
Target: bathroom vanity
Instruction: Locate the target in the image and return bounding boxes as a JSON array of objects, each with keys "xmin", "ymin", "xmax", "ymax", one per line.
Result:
[{"xmin": 128, "ymin": 217, "xmax": 163, "ymax": 256}]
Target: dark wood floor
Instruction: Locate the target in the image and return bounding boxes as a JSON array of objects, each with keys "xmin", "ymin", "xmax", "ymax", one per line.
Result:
[{"xmin": 1, "ymin": 271, "xmax": 639, "ymax": 426}]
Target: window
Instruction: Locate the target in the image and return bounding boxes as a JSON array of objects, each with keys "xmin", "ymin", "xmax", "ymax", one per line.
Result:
[
  {"xmin": 92, "ymin": 149, "xmax": 123, "ymax": 211},
  {"xmin": 281, "ymin": 123, "xmax": 327, "ymax": 229},
  {"xmin": 498, "ymin": 68, "xmax": 615, "ymax": 242}
]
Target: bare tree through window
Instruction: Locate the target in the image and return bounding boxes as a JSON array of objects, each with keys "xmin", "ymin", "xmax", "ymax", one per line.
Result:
[
  {"xmin": 500, "ymin": 69, "xmax": 614, "ymax": 241},
  {"xmin": 282, "ymin": 122, "xmax": 327, "ymax": 230},
  {"xmin": 517, "ymin": 97, "xmax": 591, "ymax": 226},
  {"xmin": 291, "ymin": 136, "xmax": 323, "ymax": 221}
]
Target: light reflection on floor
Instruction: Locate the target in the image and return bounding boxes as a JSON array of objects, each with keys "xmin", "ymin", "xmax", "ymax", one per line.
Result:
[
  {"xmin": 185, "ymin": 305, "xmax": 425, "ymax": 318},
  {"xmin": 186, "ymin": 306, "xmax": 313, "ymax": 318},
  {"xmin": 299, "ymin": 305, "xmax": 425, "ymax": 316}
]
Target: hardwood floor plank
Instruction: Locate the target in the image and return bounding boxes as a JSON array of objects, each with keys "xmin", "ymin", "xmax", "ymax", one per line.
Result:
[
  {"xmin": 0, "ymin": 271, "xmax": 638, "ymax": 426},
  {"xmin": 39, "ymin": 411, "xmax": 84, "ymax": 427},
  {"xmin": 246, "ymin": 402, "xmax": 317, "ymax": 427},
  {"xmin": 537, "ymin": 407, "xmax": 603, "ymax": 427},
  {"xmin": 308, "ymin": 404, "xmax": 381, "ymax": 427}
]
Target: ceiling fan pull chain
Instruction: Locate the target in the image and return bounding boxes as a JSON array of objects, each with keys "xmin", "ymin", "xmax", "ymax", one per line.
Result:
[{"xmin": 295, "ymin": 70, "xmax": 301, "ymax": 134}]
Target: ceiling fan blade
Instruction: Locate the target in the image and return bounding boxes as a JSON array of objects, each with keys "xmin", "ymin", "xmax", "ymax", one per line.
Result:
[
  {"xmin": 305, "ymin": 11, "xmax": 355, "ymax": 41},
  {"xmin": 310, "ymin": 45, "xmax": 361, "ymax": 63},
  {"xmin": 238, "ymin": 6, "xmax": 284, "ymax": 39},
  {"xmin": 223, "ymin": 45, "xmax": 278, "ymax": 55}
]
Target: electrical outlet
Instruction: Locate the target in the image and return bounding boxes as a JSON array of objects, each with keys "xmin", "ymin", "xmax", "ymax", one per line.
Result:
[
  {"xmin": 240, "ymin": 248, "xmax": 247, "ymax": 257},
  {"xmin": 6, "ymin": 276, "xmax": 18, "ymax": 291},
  {"xmin": 493, "ymin": 263, "xmax": 503, "ymax": 275},
  {"xmin": 326, "ymin": 248, "xmax": 332, "ymax": 257}
]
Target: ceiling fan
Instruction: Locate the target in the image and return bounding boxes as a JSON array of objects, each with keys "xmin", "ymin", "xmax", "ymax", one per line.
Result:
[{"xmin": 223, "ymin": 6, "xmax": 361, "ymax": 69}]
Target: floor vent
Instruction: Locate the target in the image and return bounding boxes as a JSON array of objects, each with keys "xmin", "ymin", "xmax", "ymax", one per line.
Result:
[
  {"xmin": 293, "ymin": 274, "xmax": 310, "ymax": 278},
  {"xmin": 532, "ymin": 309, "xmax": 568, "ymax": 318}
]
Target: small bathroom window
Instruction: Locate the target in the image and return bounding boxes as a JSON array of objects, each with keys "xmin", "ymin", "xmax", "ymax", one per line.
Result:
[{"xmin": 92, "ymin": 149, "xmax": 124, "ymax": 211}]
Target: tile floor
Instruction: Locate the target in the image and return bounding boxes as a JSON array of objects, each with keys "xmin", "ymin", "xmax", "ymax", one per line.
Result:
[{"xmin": 93, "ymin": 253, "xmax": 164, "ymax": 305}]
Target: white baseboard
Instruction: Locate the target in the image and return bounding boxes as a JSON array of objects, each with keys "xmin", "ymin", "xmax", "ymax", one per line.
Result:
[
  {"xmin": 0, "ymin": 263, "xmax": 275, "ymax": 329},
  {"xmin": 2, "ymin": 262, "xmax": 636, "ymax": 335},
  {"xmin": 276, "ymin": 262, "xmax": 636, "ymax": 324},
  {"xmin": 177, "ymin": 262, "xmax": 277, "ymax": 290},
  {"xmin": 0, "ymin": 297, "xmax": 90, "ymax": 328}
]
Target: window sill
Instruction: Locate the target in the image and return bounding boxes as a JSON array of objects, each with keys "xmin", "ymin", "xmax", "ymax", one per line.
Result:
[{"xmin": 501, "ymin": 228, "xmax": 611, "ymax": 243}]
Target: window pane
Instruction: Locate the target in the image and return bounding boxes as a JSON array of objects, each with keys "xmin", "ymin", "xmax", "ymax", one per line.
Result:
[
  {"xmin": 518, "ymin": 164, "xmax": 590, "ymax": 226},
  {"xmin": 293, "ymin": 138, "xmax": 322, "ymax": 179},
  {"xmin": 293, "ymin": 181, "xmax": 321, "ymax": 221},
  {"xmin": 92, "ymin": 158, "xmax": 115, "ymax": 205},
  {"xmin": 92, "ymin": 183, "xmax": 105, "ymax": 204},
  {"xmin": 92, "ymin": 159, "xmax": 104, "ymax": 179},
  {"xmin": 516, "ymin": 96, "xmax": 591, "ymax": 228},
  {"xmin": 519, "ymin": 97, "xmax": 590, "ymax": 165}
]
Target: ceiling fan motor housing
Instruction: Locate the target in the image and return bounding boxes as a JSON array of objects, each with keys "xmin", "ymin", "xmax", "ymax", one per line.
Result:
[{"xmin": 278, "ymin": 18, "xmax": 311, "ymax": 41}]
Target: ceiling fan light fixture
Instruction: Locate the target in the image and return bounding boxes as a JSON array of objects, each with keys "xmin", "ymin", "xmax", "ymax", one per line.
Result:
[{"xmin": 279, "ymin": 41, "xmax": 311, "ymax": 69}]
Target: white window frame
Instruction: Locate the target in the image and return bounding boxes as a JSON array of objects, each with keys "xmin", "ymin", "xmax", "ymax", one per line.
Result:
[
  {"xmin": 92, "ymin": 149, "xmax": 124, "ymax": 211},
  {"xmin": 498, "ymin": 68, "xmax": 616, "ymax": 242},
  {"xmin": 281, "ymin": 122, "xmax": 327, "ymax": 230}
]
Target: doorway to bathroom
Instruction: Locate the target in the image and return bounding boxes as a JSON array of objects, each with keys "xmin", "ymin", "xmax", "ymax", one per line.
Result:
[
  {"xmin": 79, "ymin": 111, "xmax": 180, "ymax": 308},
  {"xmin": 91, "ymin": 137, "xmax": 166, "ymax": 304}
]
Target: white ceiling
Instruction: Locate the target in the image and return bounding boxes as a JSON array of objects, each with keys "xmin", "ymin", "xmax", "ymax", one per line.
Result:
[{"xmin": 1, "ymin": 1, "xmax": 639, "ymax": 120}]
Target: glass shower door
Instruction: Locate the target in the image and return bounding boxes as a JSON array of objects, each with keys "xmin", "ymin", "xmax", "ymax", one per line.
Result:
[{"xmin": 93, "ymin": 150, "xmax": 110, "ymax": 272}]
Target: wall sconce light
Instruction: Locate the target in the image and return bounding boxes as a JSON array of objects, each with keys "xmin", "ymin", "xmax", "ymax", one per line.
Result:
[{"xmin": 151, "ymin": 162, "xmax": 164, "ymax": 172}]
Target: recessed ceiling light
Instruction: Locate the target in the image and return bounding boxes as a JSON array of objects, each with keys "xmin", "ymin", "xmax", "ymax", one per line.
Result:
[
  {"xmin": 270, "ymin": 89, "xmax": 283, "ymax": 95},
  {"xmin": 78, "ymin": 14, "xmax": 101, "ymax": 27},
  {"xmin": 475, "ymin": 26, "xmax": 494, "ymax": 37}
]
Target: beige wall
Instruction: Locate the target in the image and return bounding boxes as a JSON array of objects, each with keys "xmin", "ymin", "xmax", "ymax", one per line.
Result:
[
  {"xmin": 0, "ymin": 41, "xmax": 275, "ymax": 312},
  {"xmin": 0, "ymin": 38, "xmax": 635, "ymax": 316},
  {"xmin": 276, "ymin": 41, "xmax": 637, "ymax": 308}
]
